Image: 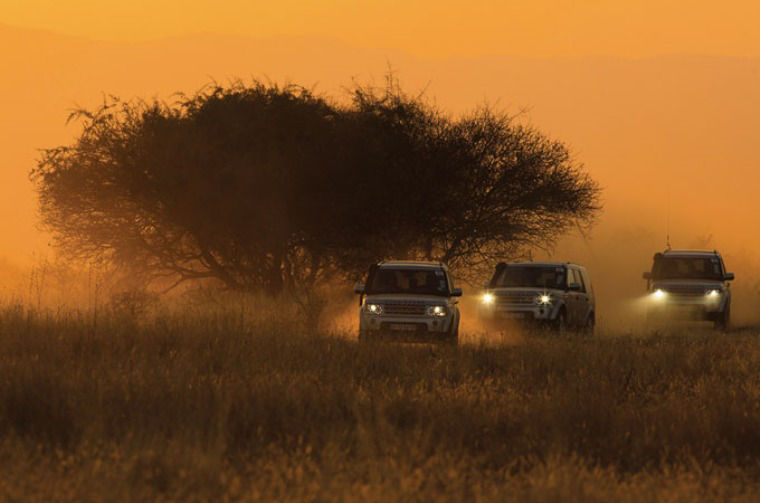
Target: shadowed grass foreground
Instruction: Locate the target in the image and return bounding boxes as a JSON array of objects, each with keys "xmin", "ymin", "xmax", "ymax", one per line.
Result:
[{"xmin": 0, "ymin": 305, "xmax": 758, "ymax": 501}]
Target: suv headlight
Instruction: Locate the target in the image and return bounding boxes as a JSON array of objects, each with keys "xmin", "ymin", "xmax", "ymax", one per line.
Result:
[
  {"xmin": 426, "ymin": 305, "xmax": 448, "ymax": 317},
  {"xmin": 705, "ymin": 289, "xmax": 721, "ymax": 300},
  {"xmin": 536, "ymin": 294, "xmax": 553, "ymax": 305},
  {"xmin": 366, "ymin": 303, "xmax": 383, "ymax": 315}
]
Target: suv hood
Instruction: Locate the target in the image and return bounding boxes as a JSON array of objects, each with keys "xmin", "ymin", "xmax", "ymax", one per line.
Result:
[
  {"xmin": 364, "ymin": 293, "xmax": 450, "ymax": 304},
  {"xmin": 488, "ymin": 287, "xmax": 565, "ymax": 295},
  {"xmin": 651, "ymin": 279, "xmax": 724, "ymax": 292}
]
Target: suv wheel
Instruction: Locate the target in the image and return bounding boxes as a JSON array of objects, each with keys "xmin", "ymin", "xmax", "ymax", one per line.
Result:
[
  {"xmin": 444, "ymin": 319, "xmax": 459, "ymax": 346},
  {"xmin": 714, "ymin": 305, "xmax": 730, "ymax": 331},
  {"xmin": 552, "ymin": 309, "xmax": 567, "ymax": 335},
  {"xmin": 583, "ymin": 314, "xmax": 595, "ymax": 336}
]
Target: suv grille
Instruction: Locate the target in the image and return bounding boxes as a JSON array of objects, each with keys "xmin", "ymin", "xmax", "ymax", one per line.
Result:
[
  {"xmin": 662, "ymin": 286, "xmax": 707, "ymax": 297},
  {"xmin": 383, "ymin": 302, "xmax": 427, "ymax": 316},
  {"xmin": 497, "ymin": 293, "xmax": 535, "ymax": 305}
]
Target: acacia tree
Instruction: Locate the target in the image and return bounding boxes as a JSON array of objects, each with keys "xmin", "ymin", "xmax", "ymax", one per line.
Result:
[
  {"xmin": 33, "ymin": 78, "xmax": 601, "ymax": 305},
  {"xmin": 340, "ymin": 84, "xmax": 601, "ymax": 279}
]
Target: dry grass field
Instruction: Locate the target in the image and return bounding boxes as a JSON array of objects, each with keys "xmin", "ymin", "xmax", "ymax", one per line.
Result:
[{"xmin": 0, "ymin": 302, "xmax": 758, "ymax": 501}]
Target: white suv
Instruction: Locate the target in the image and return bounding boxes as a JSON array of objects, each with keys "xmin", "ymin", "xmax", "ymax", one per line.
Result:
[
  {"xmin": 479, "ymin": 262, "xmax": 596, "ymax": 333},
  {"xmin": 643, "ymin": 249, "xmax": 734, "ymax": 329},
  {"xmin": 354, "ymin": 261, "xmax": 462, "ymax": 344}
]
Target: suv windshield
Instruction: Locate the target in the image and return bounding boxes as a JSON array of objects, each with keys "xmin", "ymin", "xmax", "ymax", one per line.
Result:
[
  {"xmin": 652, "ymin": 256, "xmax": 724, "ymax": 280},
  {"xmin": 491, "ymin": 266, "xmax": 566, "ymax": 289},
  {"xmin": 367, "ymin": 268, "xmax": 450, "ymax": 296}
]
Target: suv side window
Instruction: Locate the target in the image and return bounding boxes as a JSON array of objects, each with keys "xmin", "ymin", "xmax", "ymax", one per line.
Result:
[
  {"xmin": 580, "ymin": 269, "xmax": 593, "ymax": 296},
  {"xmin": 566, "ymin": 268, "xmax": 577, "ymax": 289},
  {"xmin": 717, "ymin": 257, "xmax": 727, "ymax": 278},
  {"xmin": 574, "ymin": 268, "xmax": 587, "ymax": 293},
  {"xmin": 444, "ymin": 270, "xmax": 454, "ymax": 294}
]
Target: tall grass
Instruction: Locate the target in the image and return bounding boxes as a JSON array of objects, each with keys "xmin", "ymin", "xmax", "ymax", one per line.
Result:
[{"xmin": 0, "ymin": 303, "xmax": 758, "ymax": 501}]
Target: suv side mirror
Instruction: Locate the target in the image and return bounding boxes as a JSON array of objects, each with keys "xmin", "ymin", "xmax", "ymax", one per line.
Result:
[
  {"xmin": 568, "ymin": 282, "xmax": 581, "ymax": 292},
  {"xmin": 353, "ymin": 284, "xmax": 365, "ymax": 295},
  {"xmin": 642, "ymin": 272, "xmax": 651, "ymax": 280},
  {"xmin": 451, "ymin": 288, "xmax": 463, "ymax": 297},
  {"xmin": 724, "ymin": 272, "xmax": 735, "ymax": 281}
]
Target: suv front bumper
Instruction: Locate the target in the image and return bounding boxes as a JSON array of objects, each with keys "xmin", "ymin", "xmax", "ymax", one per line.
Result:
[
  {"xmin": 647, "ymin": 302, "xmax": 726, "ymax": 321},
  {"xmin": 480, "ymin": 304, "xmax": 560, "ymax": 323},
  {"xmin": 359, "ymin": 313, "xmax": 454, "ymax": 334}
]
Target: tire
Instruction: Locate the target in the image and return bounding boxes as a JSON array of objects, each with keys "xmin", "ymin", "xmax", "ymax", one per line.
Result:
[
  {"xmin": 714, "ymin": 305, "xmax": 730, "ymax": 331},
  {"xmin": 444, "ymin": 318, "xmax": 459, "ymax": 346},
  {"xmin": 583, "ymin": 313, "xmax": 595, "ymax": 336},
  {"xmin": 552, "ymin": 309, "xmax": 567, "ymax": 335}
]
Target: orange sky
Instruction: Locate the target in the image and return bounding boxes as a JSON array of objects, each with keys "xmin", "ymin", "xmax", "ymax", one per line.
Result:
[
  {"xmin": 2, "ymin": 2, "xmax": 760, "ymax": 319},
  {"xmin": 5, "ymin": 0, "xmax": 760, "ymax": 58}
]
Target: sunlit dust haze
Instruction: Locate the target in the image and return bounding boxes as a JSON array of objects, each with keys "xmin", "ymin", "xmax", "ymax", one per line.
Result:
[{"xmin": 3, "ymin": 1, "xmax": 760, "ymax": 325}]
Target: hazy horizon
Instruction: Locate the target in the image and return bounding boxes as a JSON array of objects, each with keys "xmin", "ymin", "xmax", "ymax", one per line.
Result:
[
  {"xmin": 7, "ymin": 1, "xmax": 760, "ymax": 59},
  {"xmin": 3, "ymin": 21, "xmax": 760, "ymax": 322}
]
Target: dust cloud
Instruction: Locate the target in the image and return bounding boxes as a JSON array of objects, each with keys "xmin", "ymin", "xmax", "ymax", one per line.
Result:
[{"xmin": 533, "ymin": 209, "xmax": 760, "ymax": 330}]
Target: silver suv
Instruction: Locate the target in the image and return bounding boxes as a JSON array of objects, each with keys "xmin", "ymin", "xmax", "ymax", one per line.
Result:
[
  {"xmin": 643, "ymin": 249, "xmax": 734, "ymax": 329},
  {"xmin": 480, "ymin": 262, "xmax": 596, "ymax": 333},
  {"xmin": 354, "ymin": 261, "xmax": 462, "ymax": 344}
]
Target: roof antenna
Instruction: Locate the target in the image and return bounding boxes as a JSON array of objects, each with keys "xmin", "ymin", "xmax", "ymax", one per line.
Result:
[{"xmin": 665, "ymin": 187, "xmax": 672, "ymax": 251}]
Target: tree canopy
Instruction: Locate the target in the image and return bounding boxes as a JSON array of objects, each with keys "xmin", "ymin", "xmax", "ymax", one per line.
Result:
[{"xmin": 33, "ymin": 79, "xmax": 601, "ymax": 294}]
